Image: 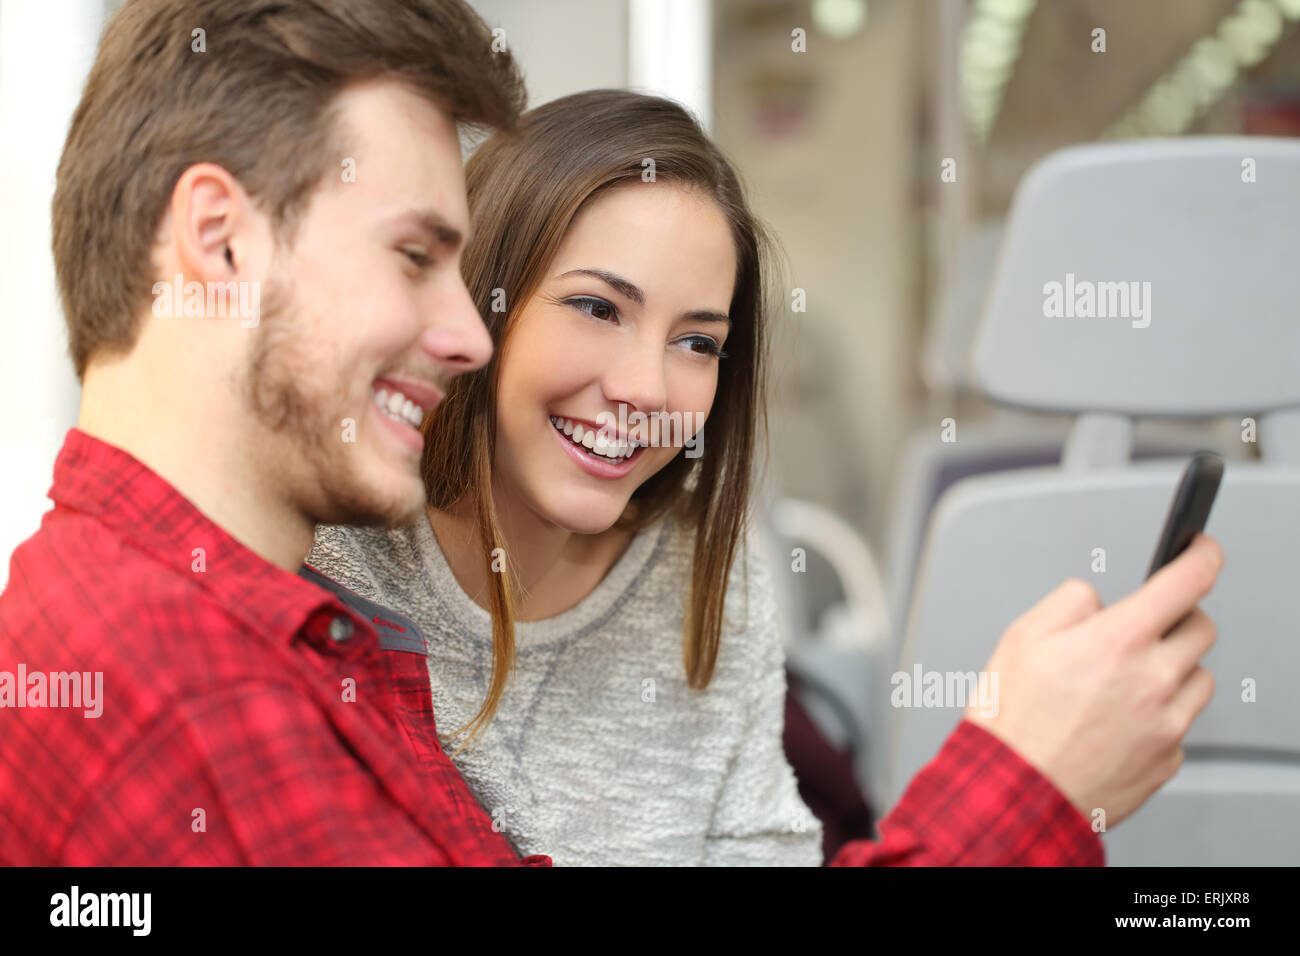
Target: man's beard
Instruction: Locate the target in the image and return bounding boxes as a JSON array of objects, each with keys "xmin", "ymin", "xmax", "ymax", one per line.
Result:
[{"xmin": 239, "ymin": 272, "xmax": 422, "ymax": 528}]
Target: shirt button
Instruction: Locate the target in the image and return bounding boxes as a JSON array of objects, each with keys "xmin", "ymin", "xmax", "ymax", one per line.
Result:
[{"xmin": 328, "ymin": 615, "xmax": 354, "ymax": 643}]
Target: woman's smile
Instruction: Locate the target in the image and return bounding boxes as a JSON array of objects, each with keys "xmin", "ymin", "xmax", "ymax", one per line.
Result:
[{"xmin": 549, "ymin": 414, "xmax": 646, "ymax": 479}]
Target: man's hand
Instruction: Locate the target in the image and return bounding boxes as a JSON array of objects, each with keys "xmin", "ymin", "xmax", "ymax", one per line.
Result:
[{"xmin": 964, "ymin": 533, "xmax": 1223, "ymax": 828}]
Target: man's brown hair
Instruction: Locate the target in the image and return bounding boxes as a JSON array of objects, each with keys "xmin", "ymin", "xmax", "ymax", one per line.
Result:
[{"xmin": 53, "ymin": 0, "xmax": 525, "ymax": 379}]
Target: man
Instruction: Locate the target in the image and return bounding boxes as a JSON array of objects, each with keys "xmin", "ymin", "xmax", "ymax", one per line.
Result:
[{"xmin": 0, "ymin": 0, "xmax": 546, "ymax": 864}]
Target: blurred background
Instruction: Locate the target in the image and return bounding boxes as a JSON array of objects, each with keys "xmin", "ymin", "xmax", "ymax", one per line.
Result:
[{"xmin": 4, "ymin": 0, "xmax": 1299, "ymax": 862}]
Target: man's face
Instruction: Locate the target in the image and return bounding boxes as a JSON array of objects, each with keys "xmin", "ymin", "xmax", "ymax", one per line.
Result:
[{"xmin": 241, "ymin": 80, "xmax": 490, "ymax": 527}]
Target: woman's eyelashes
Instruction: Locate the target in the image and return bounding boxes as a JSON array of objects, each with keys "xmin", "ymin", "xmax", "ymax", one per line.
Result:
[
  {"xmin": 565, "ymin": 295, "xmax": 617, "ymax": 321},
  {"xmin": 562, "ymin": 295, "xmax": 727, "ymax": 359},
  {"xmin": 676, "ymin": 335, "xmax": 727, "ymax": 359}
]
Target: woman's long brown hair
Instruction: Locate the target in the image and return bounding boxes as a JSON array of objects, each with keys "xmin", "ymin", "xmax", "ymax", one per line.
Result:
[{"xmin": 422, "ymin": 89, "xmax": 772, "ymax": 745}]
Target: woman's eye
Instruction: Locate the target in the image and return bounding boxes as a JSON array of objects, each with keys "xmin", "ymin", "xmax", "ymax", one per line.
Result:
[
  {"xmin": 567, "ymin": 296, "xmax": 617, "ymax": 322},
  {"xmin": 678, "ymin": 335, "xmax": 727, "ymax": 359}
]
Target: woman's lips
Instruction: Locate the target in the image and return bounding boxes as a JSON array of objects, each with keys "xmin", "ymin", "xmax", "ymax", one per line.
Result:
[{"xmin": 551, "ymin": 418, "xmax": 645, "ymax": 479}]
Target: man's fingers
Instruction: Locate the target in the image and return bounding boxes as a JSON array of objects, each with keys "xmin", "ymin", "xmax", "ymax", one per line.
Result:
[
  {"xmin": 1148, "ymin": 607, "xmax": 1217, "ymax": 691},
  {"xmin": 1009, "ymin": 577, "xmax": 1103, "ymax": 640},
  {"xmin": 1167, "ymin": 665, "xmax": 1216, "ymax": 736},
  {"xmin": 1095, "ymin": 533, "xmax": 1223, "ymax": 645}
]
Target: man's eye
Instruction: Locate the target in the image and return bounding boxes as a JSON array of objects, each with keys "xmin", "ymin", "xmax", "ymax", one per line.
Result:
[
  {"xmin": 401, "ymin": 248, "xmax": 433, "ymax": 268},
  {"xmin": 567, "ymin": 296, "xmax": 617, "ymax": 322}
]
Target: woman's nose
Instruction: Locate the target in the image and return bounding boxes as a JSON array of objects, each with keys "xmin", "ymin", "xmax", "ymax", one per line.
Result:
[{"xmin": 602, "ymin": 339, "xmax": 668, "ymax": 420}]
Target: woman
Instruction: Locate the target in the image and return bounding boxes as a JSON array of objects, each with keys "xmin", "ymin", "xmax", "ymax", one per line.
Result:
[{"xmin": 309, "ymin": 89, "xmax": 821, "ymax": 865}]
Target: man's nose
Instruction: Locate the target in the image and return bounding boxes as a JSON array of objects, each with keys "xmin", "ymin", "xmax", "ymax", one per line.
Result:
[{"xmin": 421, "ymin": 277, "xmax": 492, "ymax": 376}]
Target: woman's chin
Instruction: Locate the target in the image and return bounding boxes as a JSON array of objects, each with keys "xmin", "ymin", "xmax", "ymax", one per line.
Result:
[
  {"xmin": 554, "ymin": 514, "xmax": 622, "ymax": 537},
  {"xmin": 540, "ymin": 496, "xmax": 629, "ymax": 537}
]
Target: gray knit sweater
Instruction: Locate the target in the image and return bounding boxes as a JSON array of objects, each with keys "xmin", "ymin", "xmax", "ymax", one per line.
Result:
[{"xmin": 307, "ymin": 513, "xmax": 824, "ymax": 866}]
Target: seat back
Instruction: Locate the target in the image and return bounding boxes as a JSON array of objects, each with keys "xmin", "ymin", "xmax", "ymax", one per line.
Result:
[
  {"xmin": 887, "ymin": 460, "xmax": 1300, "ymax": 864},
  {"xmin": 888, "ymin": 137, "xmax": 1300, "ymax": 864}
]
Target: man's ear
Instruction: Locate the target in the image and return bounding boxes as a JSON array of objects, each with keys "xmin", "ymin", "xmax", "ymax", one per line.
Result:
[{"xmin": 169, "ymin": 162, "xmax": 262, "ymax": 282}]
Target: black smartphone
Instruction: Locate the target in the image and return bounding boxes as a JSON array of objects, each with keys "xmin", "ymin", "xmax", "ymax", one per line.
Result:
[{"xmin": 1145, "ymin": 451, "xmax": 1224, "ymax": 579}]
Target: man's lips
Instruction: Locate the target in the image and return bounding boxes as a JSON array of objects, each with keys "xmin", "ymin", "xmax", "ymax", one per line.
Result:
[{"xmin": 374, "ymin": 376, "xmax": 443, "ymax": 413}]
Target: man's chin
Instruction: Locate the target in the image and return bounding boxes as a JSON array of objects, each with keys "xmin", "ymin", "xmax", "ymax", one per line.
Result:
[{"xmin": 315, "ymin": 468, "xmax": 426, "ymax": 529}]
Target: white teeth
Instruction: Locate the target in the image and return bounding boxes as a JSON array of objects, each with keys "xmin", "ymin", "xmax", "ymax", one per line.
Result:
[
  {"xmin": 550, "ymin": 416, "xmax": 638, "ymax": 461},
  {"xmin": 372, "ymin": 386, "xmax": 424, "ymax": 428}
]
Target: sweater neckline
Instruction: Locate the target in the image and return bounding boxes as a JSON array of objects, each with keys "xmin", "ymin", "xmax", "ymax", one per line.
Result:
[{"xmin": 413, "ymin": 512, "xmax": 670, "ymax": 647}]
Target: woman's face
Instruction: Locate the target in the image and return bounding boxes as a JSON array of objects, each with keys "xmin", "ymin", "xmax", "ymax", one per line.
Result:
[{"xmin": 493, "ymin": 182, "xmax": 737, "ymax": 535}]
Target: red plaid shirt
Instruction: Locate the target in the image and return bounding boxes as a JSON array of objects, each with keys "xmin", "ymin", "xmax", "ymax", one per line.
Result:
[
  {"xmin": 831, "ymin": 720, "xmax": 1104, "ymax": 865},
  {"xmin": 0, "ymin": 428, "xmax": 548, "ymax": 866},
  {"xmin": 1, "ymin": 429, "xmax": 1100, "ymax": 866}
]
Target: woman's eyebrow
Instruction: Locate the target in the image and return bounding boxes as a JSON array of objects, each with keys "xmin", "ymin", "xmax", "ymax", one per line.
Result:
[
  {"xmin": 682, "ymin": 309, "xmax": 731, "ymax": 327},
  {"xmin": 555, "ymin": 268, "xmax": 644, "ymax": 305},
  {"xmin": 554, "ymin": 268, "xmax": 731, "ymax": 326}
]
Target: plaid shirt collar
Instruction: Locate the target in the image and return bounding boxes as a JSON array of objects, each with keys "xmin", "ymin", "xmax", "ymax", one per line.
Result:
[{"xmin": 51, "ymin": 428, "xmax": 336, "ymax": 645}]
